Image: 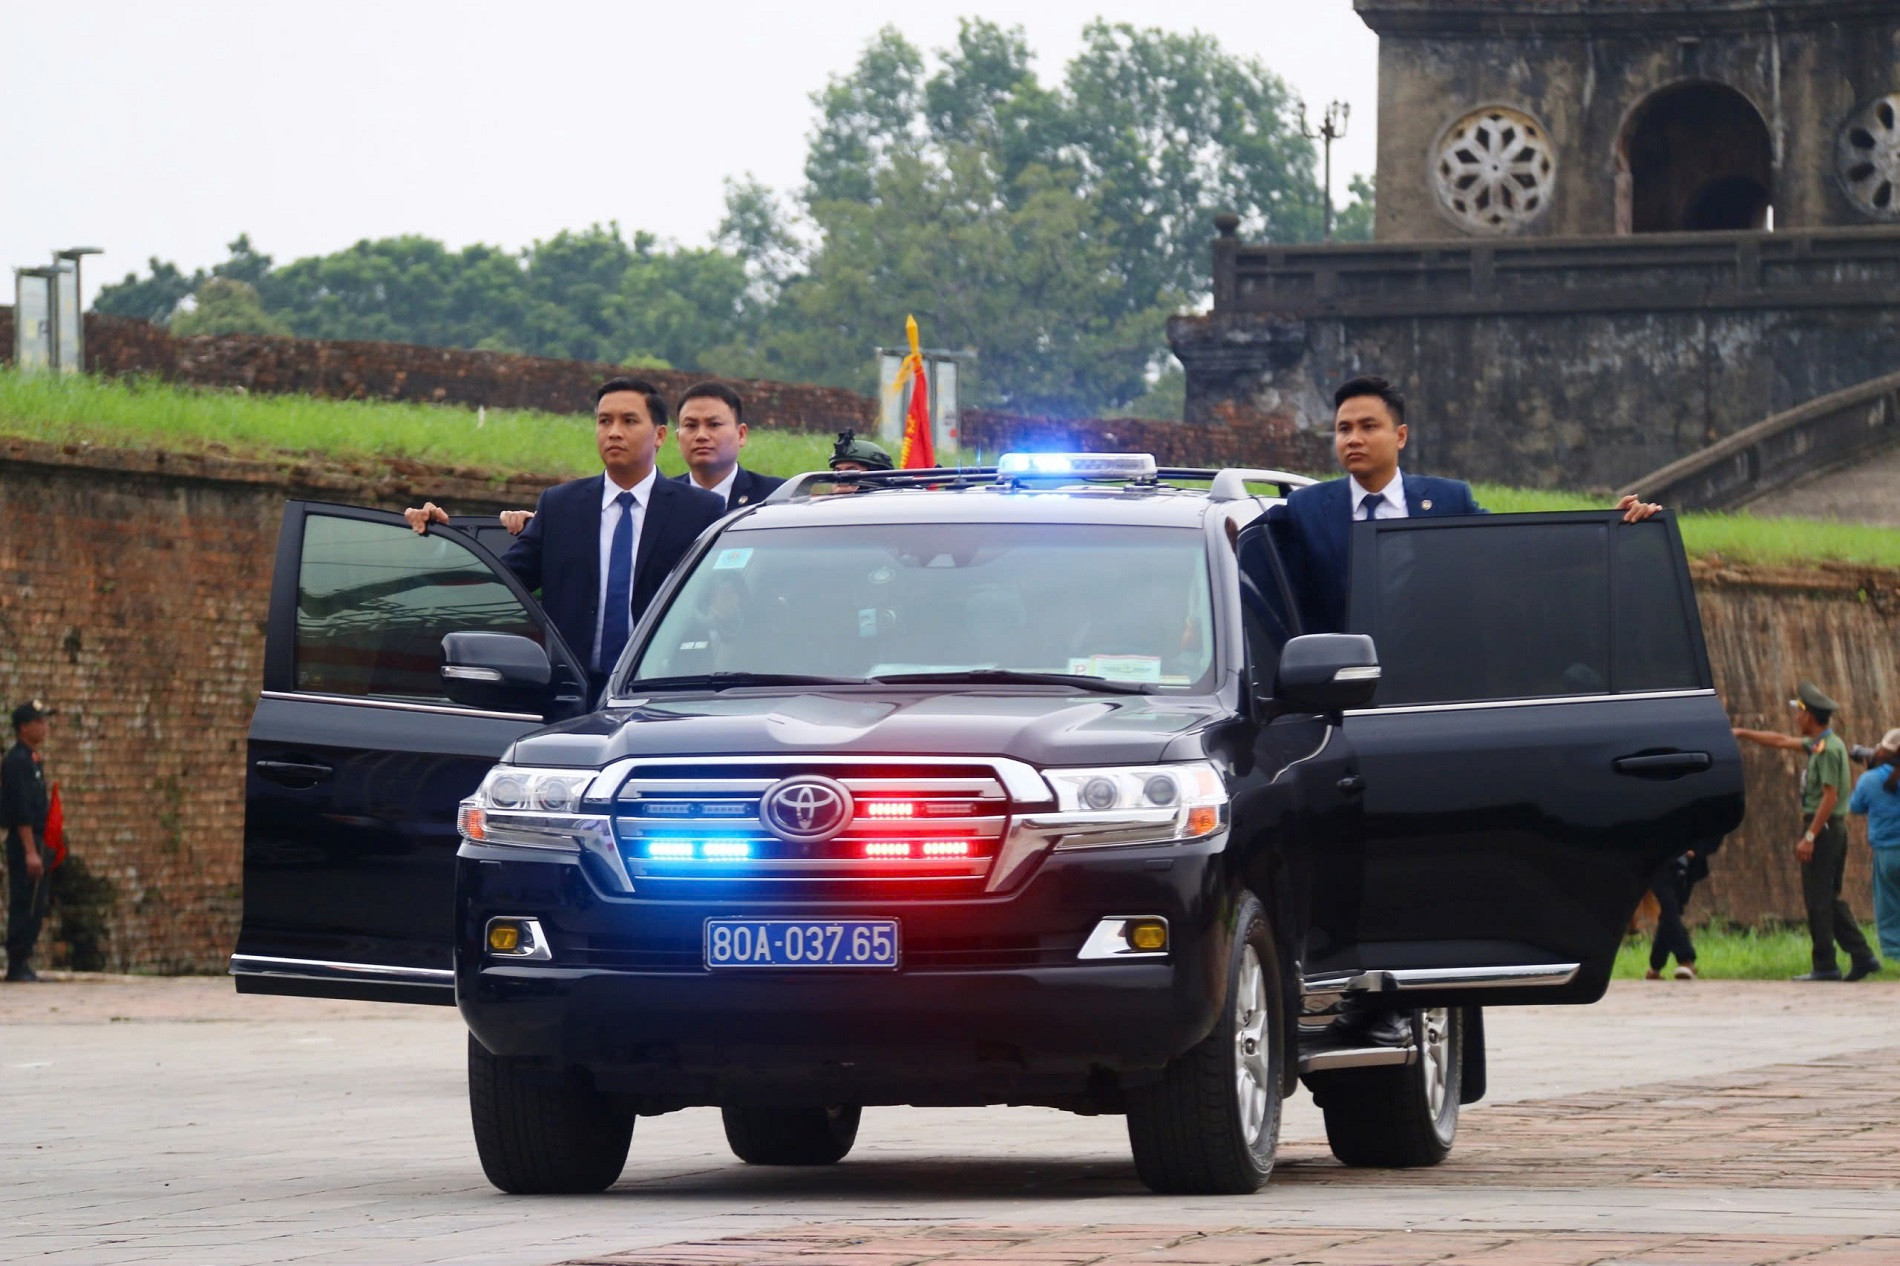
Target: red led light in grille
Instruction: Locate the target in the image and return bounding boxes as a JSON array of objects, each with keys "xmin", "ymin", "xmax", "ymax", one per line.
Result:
[
  {"xmin": 920, "ymin": 840, "xmax": 971, "ymax": 857},
  {"xmin": 861, "ymin": 841, "xmax": 913, "ymax": 858},
  {"xmin": 861, "ymin": 802, "xmax": 917, "ymax": 819}
]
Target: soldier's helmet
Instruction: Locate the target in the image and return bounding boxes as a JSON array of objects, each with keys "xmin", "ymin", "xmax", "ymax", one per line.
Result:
[{"xmin": 829, "ymin": 430, "xmax": 894, "ymax": 472}]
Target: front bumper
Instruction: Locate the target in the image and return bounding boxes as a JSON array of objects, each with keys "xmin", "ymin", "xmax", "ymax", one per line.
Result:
[{"xmin": 454, "ymin": 838, "xmax": 1233, "ymax": 1105}]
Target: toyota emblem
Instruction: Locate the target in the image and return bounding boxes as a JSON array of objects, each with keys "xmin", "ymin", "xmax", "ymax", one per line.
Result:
[{"xmin": 759, "ymin": 775, "xmax": 855, "ymax": 844}]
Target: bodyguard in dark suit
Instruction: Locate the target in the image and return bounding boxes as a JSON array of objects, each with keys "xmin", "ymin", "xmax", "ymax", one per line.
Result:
[
  {"xmin": 407, "ymin": 378, "xmax": 725, "ymax": 697},
  {"xmin": 1270, "ymin": 375, "xmax": 1657, "ymax": 633},
  {"xmin": 672, "ymin": 381, "xmax": 785, "ymax": 510}
]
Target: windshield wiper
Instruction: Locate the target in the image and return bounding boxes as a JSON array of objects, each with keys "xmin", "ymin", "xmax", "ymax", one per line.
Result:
[
  {"xmin": 623, "ymin": 672, "xmax": 869, "ymax": 692},
  {"xmin": 870, "ymin": 669, "xmax": 1156, "ymax": 694}
]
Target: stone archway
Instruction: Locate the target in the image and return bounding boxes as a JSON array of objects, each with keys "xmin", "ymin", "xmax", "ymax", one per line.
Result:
[{"xmin": 1618, "ymin": 82, "xmax": 1775, "ymax": 233}]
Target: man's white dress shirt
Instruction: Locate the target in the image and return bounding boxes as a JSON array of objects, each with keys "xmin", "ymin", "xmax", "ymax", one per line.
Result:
[
  {"xmin": 1348, "ymin": 468, "xmax": 1409, "ymax": 521},
  {"xmin": 592, "ymin": 466, "xmax": 658, "ymax": 671},
  {"xmin": 695, "ymin": 466, "xmax": 739, "ymax": 508}
]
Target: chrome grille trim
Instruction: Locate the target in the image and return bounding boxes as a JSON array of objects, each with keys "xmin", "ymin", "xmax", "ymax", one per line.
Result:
[{"xmin": 607, "ymin": 756, "xmax": 1039, "ymax": 888}]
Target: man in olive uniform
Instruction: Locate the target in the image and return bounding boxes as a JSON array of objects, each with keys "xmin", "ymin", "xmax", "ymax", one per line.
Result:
[
  {"xmin": 1, "ymin": 700, "xmax": 55, "ymax": 982},
  {"xmin": 1735, "ymin": 682, "xmax": 1881, "ymax": 981},
  {"xmin": 829, "ymin": 430, "xmax": 894, "ymax": 477}
]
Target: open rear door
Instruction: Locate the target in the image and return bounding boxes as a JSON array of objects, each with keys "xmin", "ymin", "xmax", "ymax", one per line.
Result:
[
  {"xmin": 231, "ymin": 503, "xmax": 586, "ymax": 1004},
  {"xmin": 1308, "ymin": 511, "xmax": 1744, "ymax": 1008}
]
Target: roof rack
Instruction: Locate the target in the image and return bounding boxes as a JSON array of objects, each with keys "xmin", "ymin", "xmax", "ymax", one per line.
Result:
[{"xmin": 760, "ymin": 463, "xmax": 1317, "ymax": 503}]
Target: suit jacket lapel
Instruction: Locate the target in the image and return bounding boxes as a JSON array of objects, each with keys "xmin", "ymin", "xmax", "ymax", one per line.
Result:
[
  {"xmin": 630, "ymin": 476, "xmax": 671, "ymax": 594},
  {"xmin": 1402, "ymin": 474, "xmax": 1427, "ymax": 517},
  {"xmin": 1322, "ymin": 478, "xmax": 1351, "ymax": 568},
  {"xmin": 580, "ymin": 473, "xmax": 606, "ymax": 599},
  {"xmin": 729, "ymin": 468, "xmax": 755, "ymax": 508}
]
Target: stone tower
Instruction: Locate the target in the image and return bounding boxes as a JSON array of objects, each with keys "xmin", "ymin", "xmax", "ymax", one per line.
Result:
[{"xmin": 1361, "ymin": 0, "xmax": 1900, "ymax": 240}]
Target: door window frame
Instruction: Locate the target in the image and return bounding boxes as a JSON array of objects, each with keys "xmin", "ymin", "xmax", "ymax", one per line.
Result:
[
  {"xmin": 262, "ymin": 501, "xmax": 587, "ymax": 712},
  {"xmin": 1344, "ymin": 509, "xmax": 1713, "ymax": 707}
]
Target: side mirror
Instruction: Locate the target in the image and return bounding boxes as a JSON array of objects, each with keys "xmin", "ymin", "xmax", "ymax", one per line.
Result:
[
  {"xmin": 1273, "ymin": 633, "xmax": 1381, "ymax": 715},
  {"xmin": 441, "ymin": 632, "xmax": 554, "ymax": 715}
]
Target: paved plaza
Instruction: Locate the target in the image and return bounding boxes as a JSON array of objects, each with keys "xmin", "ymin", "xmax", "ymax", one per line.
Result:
[{"xmin": 3, "ymin": 976, "xmax": 1899, "ymax": 1265}]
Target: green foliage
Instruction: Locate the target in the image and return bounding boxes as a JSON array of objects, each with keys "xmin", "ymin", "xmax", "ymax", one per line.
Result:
[
  {"xmin": 171, "ymin": 278, "xmax": 292, "ymax": 338},
  {"xmin": 1333, "ymin": 174, "xmax": 1376, "ymax": 243},
  {"xmin": 92, "ymin": 19, "xmax": 1357, "ymax": 417}
]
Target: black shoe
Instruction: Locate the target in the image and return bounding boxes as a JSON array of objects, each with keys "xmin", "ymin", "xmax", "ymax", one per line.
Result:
[
  {"xmin": 1847, "ymin": 958, "xmax": 1883, "ymax": 982},
  {"xmin": 4, "ymin": 963, "xmax": 39, "ymax": 983},
  {"xmin": 1792, "ymin": 969, "xmax": 1843, "ymax": 981}
]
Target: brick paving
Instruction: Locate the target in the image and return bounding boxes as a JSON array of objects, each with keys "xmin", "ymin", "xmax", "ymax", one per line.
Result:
[
  {"xmin": 563, "ymin": 1047, "xmax": 1900, "ymax": 1266},
  {"xmin": 9, "ymin": 978, "xmax": 1900, "ymax": 1265}
]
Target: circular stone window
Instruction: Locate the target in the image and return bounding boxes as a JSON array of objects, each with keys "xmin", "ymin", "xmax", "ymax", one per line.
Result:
[
  {"xmin": 1432, "ymin": 106, "xmax": 1557, "ymax": 234},
  {"xmin": 1838, "ymin": 94, "xmax": 1900, "ymax": 219}
]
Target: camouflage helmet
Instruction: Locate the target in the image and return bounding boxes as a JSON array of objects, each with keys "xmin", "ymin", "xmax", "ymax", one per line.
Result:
[{"xmin": 829, "ymin": 429, "xmax": 894, "ymax": 472}]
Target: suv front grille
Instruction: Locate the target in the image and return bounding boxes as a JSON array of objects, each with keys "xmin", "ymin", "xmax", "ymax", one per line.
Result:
[{"xmin": 614, "ymin": 760, "xmax": 1013, "ymax": 888}]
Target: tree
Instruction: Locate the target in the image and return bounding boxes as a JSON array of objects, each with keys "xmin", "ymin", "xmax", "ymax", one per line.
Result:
[
  {"xmin": 93, "ymin": 258, "xmax": 202, "ymax": 325},
  {"xmin": 1333, "ymin": 174, "xmax": 1377, "ymax": 243},
  {"xmin": 170, "ymin": 278, "xmax": 292, "ymax": 337}
]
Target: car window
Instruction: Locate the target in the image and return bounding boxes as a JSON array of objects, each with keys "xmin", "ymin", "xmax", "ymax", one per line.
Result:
[
  {"xmin": 1612, "ymin": 523, "xmax": 1703, "ymax": 692},
  {"xmin": 1358, "ymin": 520, "xmax": 1613, "ymax": 706},
  {"xmin": 1355, "ymin": 516, "xmax": 1706, "ymax": 707},
  {"xmin": 630, "ymin": 523, "xmax": 1217, "ymax": 691},
  {"xmin": 295, "ymin": 514, "xmax": 543, "ymax": 704}
]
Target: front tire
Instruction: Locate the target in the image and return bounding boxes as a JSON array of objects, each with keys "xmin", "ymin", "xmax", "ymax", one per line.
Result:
[
  {"xmin": 721, "ymin": 1104, "xmax": 861, "ymax": 1165},
  {"xmin": 1125, "ymin": 891, "xmax": 1285, "ymax": 1195},
  {"xmin": 1311, "ymin": 1006, "xmax": 1462, "ymax": 1168},
  {"xmin": 467, "ymin": 1036, "xmax": 634, "ymax": 1193}
]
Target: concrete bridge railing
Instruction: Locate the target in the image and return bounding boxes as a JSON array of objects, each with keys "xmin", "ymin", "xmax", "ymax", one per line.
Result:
[{"xmin": 1618, "ymin": 369, "xmax": 1900, "ymax": 510}]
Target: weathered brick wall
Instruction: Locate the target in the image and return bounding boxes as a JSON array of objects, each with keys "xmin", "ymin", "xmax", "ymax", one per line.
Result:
[
  {"xmin": 0, "ymin": 439, "xmax": 555, "ymax": 972},
  {"xmin": 0, "ymin": 308, "xmax": 876, "ymax": 436},
  {"xmin": 0, "ymin": 440, "xmax": 1888, "ymax": 970}
]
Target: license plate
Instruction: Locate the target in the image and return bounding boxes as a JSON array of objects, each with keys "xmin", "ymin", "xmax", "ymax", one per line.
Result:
[{"xmin": 703, "ymin": 918, "xmax": 899, "ymax": 970}]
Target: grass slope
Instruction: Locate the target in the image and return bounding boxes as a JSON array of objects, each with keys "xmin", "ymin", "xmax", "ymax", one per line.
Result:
[
  {"xmin": 1612, "ymin": 921, "xmax": 1888, "ymax": 980},
  {"xmin": 5, "ymin": 369, "xmax": 1899, "ymax": 566}
]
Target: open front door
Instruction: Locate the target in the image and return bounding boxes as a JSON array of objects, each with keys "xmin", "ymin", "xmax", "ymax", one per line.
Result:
[
  {"xmin": 232, "ymin": 503, "xmax": 587, "ymax": 1004},
  {"xmin": 1313, "ymin": 511, "xmax": 1743, "ymax": 1007}
]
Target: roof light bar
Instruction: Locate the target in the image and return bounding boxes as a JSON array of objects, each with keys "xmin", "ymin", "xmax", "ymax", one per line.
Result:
[{"xmin": 997, "ymin": 452, "xmax": 1158, "ymax": 483}]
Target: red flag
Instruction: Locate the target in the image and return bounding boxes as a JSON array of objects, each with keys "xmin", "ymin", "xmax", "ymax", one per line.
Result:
[
  {"xmin": 44, "ymin": 782, "xmax": 66, "ymax": 871},
  {"xmin": 896, "ymin": 315, "xmax": 936, "ymax": 470}
]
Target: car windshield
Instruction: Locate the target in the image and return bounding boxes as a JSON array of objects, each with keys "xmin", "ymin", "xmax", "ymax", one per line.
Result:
[{"xmin": 626, "ymin": 522, "xmax": 1216, "ymax": 692}]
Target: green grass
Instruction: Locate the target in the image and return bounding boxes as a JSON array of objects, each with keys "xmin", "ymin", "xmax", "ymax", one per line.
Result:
[
  {"xmin": 5, "ymin": 369, "xmax": 1900, "ymax": 566},
  {"xmin": 1611, "ymin": 921, "xmax": 1889, "ymax": 980},
  {"xmin": 0, "ymin": 368, "xmax": 847, "ymax": 483}
]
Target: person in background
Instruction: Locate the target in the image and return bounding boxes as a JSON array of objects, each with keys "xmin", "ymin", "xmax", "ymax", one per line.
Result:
[
  {"xmin": 1735, "ymin": 680, "xmax": 1882, "ymax": 981},
  {"xmin": 1, "ymin": 700, "xmax": 55, "ymax": 982},
  {"xmin": 1848, "ymin": 726, "xmax": 1900, "ymax": 966},
  {"xmin": 1644, "ymin": 848, "xmax": 1706, "ymax": 980},
  {"xmin": 673, "ymin": 382, "xmax": 784, "ymax": 509},
  {"xmin": 826, "ymin": 430, "xmax": 894, "ymax": 493},
  {"xmin": 406, "ymin": 378, "xmax": 726, "ymax": 698}
]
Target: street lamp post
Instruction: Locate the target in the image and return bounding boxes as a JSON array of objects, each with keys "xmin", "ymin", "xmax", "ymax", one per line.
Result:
[{"xmin": 1298, "ymin": 100, "xmax": 1352, "ymax": 241}]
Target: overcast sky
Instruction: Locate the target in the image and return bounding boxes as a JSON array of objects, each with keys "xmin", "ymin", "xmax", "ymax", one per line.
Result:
[{"xmin": 2, "ymin": 1, "xmax": 1377, "ymax": 306}]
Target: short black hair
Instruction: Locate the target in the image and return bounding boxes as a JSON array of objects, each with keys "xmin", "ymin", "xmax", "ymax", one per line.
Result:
[
  {"xmin": 594, "ymin": 377, "xmax": 669, "ymax": 428},
  {"xmin": 1334, "ymin": 375, "xmax": 1406, "ymax": 426},
  {"xmin": 679, "ymin": 380, "xmax": 744, "ymax": 424},
  {"xmin": 1810, "ymin": 706, "xmax": 1834, "ymax": 728}
]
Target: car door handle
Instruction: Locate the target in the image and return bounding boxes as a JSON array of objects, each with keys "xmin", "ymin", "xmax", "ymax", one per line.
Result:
[
  {"xmin": 1613, "ymin": 752, "xmax": 1712, "ymax": 778},
  {"xmin": 254, "ymin": 759, "xmax": 334, "ymax": 785},
  {"xmin": 1336, "ymin": 774, "xmax": 1365, "ymax": 796}
]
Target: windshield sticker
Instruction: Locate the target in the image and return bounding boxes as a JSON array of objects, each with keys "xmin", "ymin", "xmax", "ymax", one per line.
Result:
[
  {"xmin": 712, "ymin": 548, "xmax": 753, "ymax": 570},
  {"xmin": 858, "ymin": 608, "xmax": 880, "ymax": 638},
  {"xmin": 869, "ymin": 565, "xmax": 896, "ymax": 585},
  {"xmin": 1069, "ymin": 655, "xmax": 1165, "ymax": 683}
]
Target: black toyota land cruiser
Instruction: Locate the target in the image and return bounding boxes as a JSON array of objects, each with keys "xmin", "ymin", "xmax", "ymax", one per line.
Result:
[{"xmin": 233, "ymin": 453, "xmax": 1743, "ymax": 1195}]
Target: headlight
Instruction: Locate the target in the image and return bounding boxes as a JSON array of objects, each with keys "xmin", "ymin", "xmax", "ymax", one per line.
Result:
[
  {"xmin": 1048, "ymin": 760, "xmax": 1223, "ymax": 828},
  {"xmin": 476, "ymin": 766, "xmax": 594, "ymax": 814},
  {"xmin": 460, "ymin": 765, "xmax": 609, "ymax": 853}
]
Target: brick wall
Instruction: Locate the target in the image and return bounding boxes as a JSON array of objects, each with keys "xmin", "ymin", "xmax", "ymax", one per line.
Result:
[
  {"xmin": 0, "ymin": 439, "xmax": 552, "ymax": 972},
  {"xmin": 1, "ymin": 439, "xmax": 1887, "ymax": 972}
]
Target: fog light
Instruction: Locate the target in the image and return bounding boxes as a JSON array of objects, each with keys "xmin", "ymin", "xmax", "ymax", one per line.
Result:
[
  {"xmin": 1127, "ymin": 920, "xmax": 1168, "ymax": 952},
  {"xmin": 488, "ymin": 922, "xmax": 521, "ymax": 952}
]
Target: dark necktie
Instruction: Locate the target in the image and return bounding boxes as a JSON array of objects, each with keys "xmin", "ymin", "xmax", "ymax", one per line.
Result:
[
  {"xmin": 1359, "ymin": 493, "xmax": 1384, "ymax": 521},
  {"xmin": 599, "ymin": 491, "xmax": 637, "ymax": 672}
]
